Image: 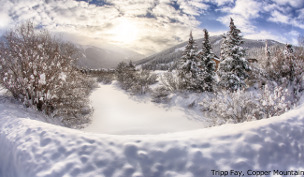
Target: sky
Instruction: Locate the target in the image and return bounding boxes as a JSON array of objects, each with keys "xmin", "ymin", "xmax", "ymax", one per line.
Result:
[{"xmin": 0, "ymin": 0, "xmax": 303, "ymax": 56}]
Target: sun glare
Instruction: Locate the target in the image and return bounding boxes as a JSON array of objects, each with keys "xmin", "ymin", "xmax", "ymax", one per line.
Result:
[{"xmin": 112, "ymin": 19, "xmax": 139, "ymax": 45}]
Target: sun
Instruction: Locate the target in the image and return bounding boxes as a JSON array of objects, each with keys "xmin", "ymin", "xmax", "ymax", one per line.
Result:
[{"xmin": 112, "ymin": 19, "xmax": 139, "ymax": 45}]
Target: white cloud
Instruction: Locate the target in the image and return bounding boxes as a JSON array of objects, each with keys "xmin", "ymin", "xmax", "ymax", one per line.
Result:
[
  {"xmin": 218, "ymin": 15, "xmax": 256, "ymax": 33},
  {"xmin": 2, "ymin": 0, "xmax": 303, "ymax": 55},
  {"xmin": 231, "ymin": 0, "xmax": 261, "ymax": 19},
  {"xmin": 271, "ymin": 0, "xmax": 304, "ymax": 8},
  {"xmin": 210, "ymin": 0, "xmax": 233, "ymax": 6},
  {"xmin": 177, "ymin": 0, "xmax": 209, "ymax": 16},
  {"xmin": 217, "ymin": 0, "xmax": 262, "ymax": 33},
  {"xmin": 107, "ymin": 0, "xmax": 155, "ymax": 17},
  {"xmin": 3, "ymin": 0, "xmax": 205, "ymax": 55},
  {"xmin": 245, "ymin": 30, "xmax": 299, "ymax": 45},
  {"xmin": 298, "ymin": 9, "xmax": 304, "ymax": 19},
  {"xmin": 287, "ymin": 30, "xmax": 300, "ymax": 45},
  {"xmin": 268, "ymin": 10, "xmax": 304, "ymax": 29},
  {"xmin": 268, "ymin": 10, "xmax": 290, "ymax": 24},
  {"xmin": 245, "ymin": 30, "xmax": 287, "ymax": 42}
]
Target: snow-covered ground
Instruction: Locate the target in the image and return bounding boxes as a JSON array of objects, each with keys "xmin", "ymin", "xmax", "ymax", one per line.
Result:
[
  {"xmin": 82, "ymin": 84, "xmax": 205, "ymax": 135},
  {"xmin": 1, "ymin": 85, "xmax": 304, "ymax": 177}
]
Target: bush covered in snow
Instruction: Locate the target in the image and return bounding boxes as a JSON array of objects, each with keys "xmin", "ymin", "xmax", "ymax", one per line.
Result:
[
  {"xmin": 151, "ymin": 86, "xmax": 171, "ymax": 103},
  {"xmin": 116, "ymin": 61, "xmax": 137, "ymax": 90},
  {"xmin": 130, "ymin": 70, "xmax": 158, "ymax": 94},
  {"xmin": 200, "ymin": 89, "xmax": 259, "ymax": 124},
  {"xmin": 0, "ymin": 22, "xmax": 93, "ymax": 127},
  {"xmin": 116, "ymin": 61, "xmax": 158, "ymax": 94},
  {"xmin": 200, "ymin": 84, "xmax": 300, "ymax": 125},
  {"xmin": 159, "ymin": 72, "xmax": 181, "ymax": 92}
]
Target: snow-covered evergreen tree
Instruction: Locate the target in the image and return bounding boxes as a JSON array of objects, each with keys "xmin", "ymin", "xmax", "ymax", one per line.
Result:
[
  {"xmin": 197, "ymin": 29, "xmax": 216, "ymax": 92},
  {"xmin": 177, "ymin": 31, "xmax": 200, "ymax": 90},
  {"xmin": 218, "ymin": 18, "xmax": 250, "ymax": 91}
]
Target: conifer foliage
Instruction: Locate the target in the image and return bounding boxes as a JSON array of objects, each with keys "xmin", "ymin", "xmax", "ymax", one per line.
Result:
[
  {"xmin": 197, "ymin": 29, "xmax": 216, "ymax": 91},
  {"xmin": 0, "ymin": 22, "xmax": 92, "ymax": 127},
  {"xmin": 178, "ymin": 31, "xmax": 200, "ymax": 90},
  {"xmin": 218, "ymin": 18, "xmax": 250, "ymax": 91}
]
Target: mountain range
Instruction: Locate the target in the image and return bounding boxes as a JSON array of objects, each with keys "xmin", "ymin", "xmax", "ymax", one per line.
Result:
[
  {"xmin": 76, "ymin": 45, "xmax": 144, "ymax": 69},
  {"xmin": 135, "ymin": 35, "xmax": 285, "ymax": 70},
  {"xmin": 75, "ymin": 36, "xmax": 286, "ymax": 69}
]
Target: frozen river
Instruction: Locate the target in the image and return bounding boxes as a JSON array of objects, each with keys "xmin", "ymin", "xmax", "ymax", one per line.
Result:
[{"xmin": 82, "ymin": 84, "xmax": 205, "ymax": 135}]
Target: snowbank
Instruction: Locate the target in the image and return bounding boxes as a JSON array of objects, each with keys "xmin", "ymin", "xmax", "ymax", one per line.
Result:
[{"xmin": 1, "ymin": 98, "xmax": 304, "ymax": 176}]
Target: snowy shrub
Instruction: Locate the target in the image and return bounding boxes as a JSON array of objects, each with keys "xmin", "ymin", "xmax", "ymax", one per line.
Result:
[
  {"xmin": 152, "ymin": 86, "xmax": 171, "ymax": 103},
  {"xmin": 263, "ymin": 44, "xmax": 304, "ymax": 103},
  {"xmin": 200, "ymin": 90, "xmax": 260, "ymax": 124},
  {"xmin": 0, "ymin": 22, "xmax": 93, "ymax": 127},
  {"xmin": 116, "ymin": 61, "xmax": 157, "ymax": 94},
  {"xmin": 130, "ymin": 70, "xmax": 158, "ymax": 95},
  {"xmin": 265, "ymin": 45, "xmax": 296, "ymax": 84},
  {"xmin": 246, "ymin": 62, "xmax": 267, "ymax": 89},
  {"xmin": 97, "ymin": 72, "xmax": 115, "ymax": 84},
  {"xmin": 160, "ymin": 72, "xmax": 181, "ymax": 92},
  {"xmin": 258, "ymin": 84, "xmax": 293, "ymax": 118},
  {"xmin": 200, "ymin": 83, "xmax": 299, "ymax": 125},
  {"xmin": 116, "ymin": 61, "xmax": 137, "ymax": 90}
]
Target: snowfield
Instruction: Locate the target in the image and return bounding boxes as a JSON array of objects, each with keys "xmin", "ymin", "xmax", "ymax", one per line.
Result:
[
  {"xmin": 1, "ymin": 86, "xmax": 304, "ymax": 177},
  {"xmin": 83, "ymin": 84, "xmax": 206, "ymax": 135}
]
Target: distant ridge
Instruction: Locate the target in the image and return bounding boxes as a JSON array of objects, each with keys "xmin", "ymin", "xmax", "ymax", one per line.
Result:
[
  {"xmin": 135, "ymin": 36, "xmax": 284, "ymax": 69},
  {"xmin": 75, "ymin": 45, "xmax": 144, "ymax": 69}
]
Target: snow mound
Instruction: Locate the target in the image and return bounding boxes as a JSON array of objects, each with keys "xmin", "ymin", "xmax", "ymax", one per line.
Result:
[{"xmin": 1, "ymin": 101, "xmax": 304, "ymax": 176}]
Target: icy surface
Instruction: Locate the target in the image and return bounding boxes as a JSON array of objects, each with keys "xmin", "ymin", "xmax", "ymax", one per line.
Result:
[
  {"xmin": 1, "ymin": 87, "xmax": 304, "ymax": 176},
  {"xmin": 83, "ymin": 84, "xmax": 205, "ymax": 135}
]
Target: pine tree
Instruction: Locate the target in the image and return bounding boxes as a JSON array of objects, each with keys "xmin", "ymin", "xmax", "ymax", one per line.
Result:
[
  {"xmin": 218, "ymin": 18, "xmax": 250, "ymax": 91},
  {"xmin": 177, "ymin": 31, "xmax": 200, "ymax": 90},
  {"xmin": 197, "ymin": 29, "xmax": 216, "ymax": 92}
]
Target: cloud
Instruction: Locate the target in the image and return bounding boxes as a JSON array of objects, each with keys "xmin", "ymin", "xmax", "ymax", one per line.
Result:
[
  {"xmin": 271, "ymin": 0, "xmax": 304, "ymax": 8},
  {"xmin": 268, "ymin": 10, "xmax": 289, "ymax": 24},
  {"xmin": 216, "ymin": 0, "xmax": 262, "ymax": 33},
  {"xmin": 231, "ymin": 0, "xmax": 261, "ymax": 19},
  {"xmin": 3, "ymin": 0, "xmax": 213, "ymax": 55},
  {"xmin": 2, "ymin": 0, "xmax": 303, "ymax": 55},
  {"xmin": 245, "ymin": 30, "xmax": 287, "ymax": 43},
  {"xmin": 287, "ymin": 30, "xmax": 300, "ymax": 45},
  {"xmin": 245, "ymin": 30, "xmax": 300, "ymax": 46},
  {"xmin": 177, "ymin": 0, "xmax": 209, "ymax": 16},
  {"xmin": 268, "ymin": 10, "xmax": 304, "ymax": 29},
  {"xmin": 210, "ymin": 0, "xmax": 233, "ymax": 6}
]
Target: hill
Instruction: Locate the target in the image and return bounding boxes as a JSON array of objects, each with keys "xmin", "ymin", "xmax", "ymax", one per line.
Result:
[
  {"xmin": 136, "ymin": 36, "xmax": 284, "ymax": 70},
  {"xmin": 76, "ymin": 45, "xmax": 144, "ymax": 69}
]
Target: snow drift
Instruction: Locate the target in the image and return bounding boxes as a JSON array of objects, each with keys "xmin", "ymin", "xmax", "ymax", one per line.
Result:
[{"xmin": 1, "ymin": 98, "xmax": 304, "ymax": 176}]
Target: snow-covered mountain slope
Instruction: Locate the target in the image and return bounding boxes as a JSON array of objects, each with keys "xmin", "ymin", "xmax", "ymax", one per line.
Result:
[
  {"xmin": 135, "ymin": 36, "xmax": 283, "ymax": 69},
  {"xmin": 1, "ymin": 87, "xmax": 304, "ymax": 176},
  {"xmin": 76, "ymin": 45, "xmax": 144, "ymax": 69}
]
